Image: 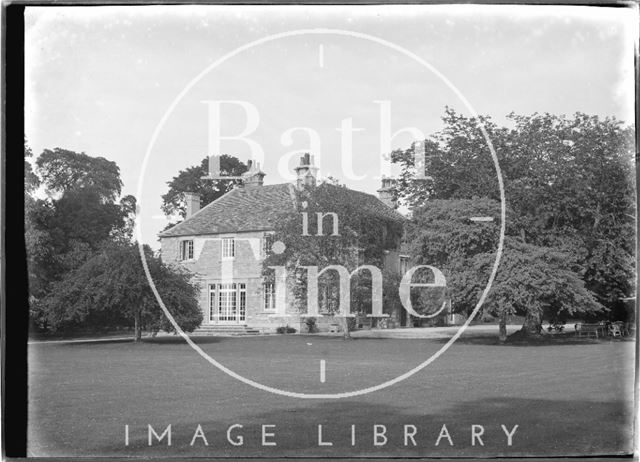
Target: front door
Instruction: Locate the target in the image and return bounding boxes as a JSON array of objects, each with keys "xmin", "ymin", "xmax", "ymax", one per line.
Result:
[{"xmin": 208, "ymin": 283, "xmax": 246, "ymax": 324}]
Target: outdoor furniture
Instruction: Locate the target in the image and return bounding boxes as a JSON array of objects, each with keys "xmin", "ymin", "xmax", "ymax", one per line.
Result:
[
  {"xmin": 608, "ymin": 324, "xmax": 622, "ymax": 337},
  {"xmin": 614, "ymin": 321, "xmax": 629, "ymax": 336},
  {"xmin": 575, "ymin": 323, "xmax": 603, "ymax": 339}
]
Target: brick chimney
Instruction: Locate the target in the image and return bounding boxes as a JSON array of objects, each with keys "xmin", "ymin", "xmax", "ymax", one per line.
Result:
[
  {"xmin": 294, "ymin": 153, "xmax": 318, "ymax": 189},
  {"xmin": 242, "ymin": 159, "xmax": 266, "ymax": 188},
  {"xmin": 377, "ymin": 176, "xmax": 397, "ymax": 209},
  {"xmin": 184, "ymin": 192, "xmax": 201, "ymax": 218}
]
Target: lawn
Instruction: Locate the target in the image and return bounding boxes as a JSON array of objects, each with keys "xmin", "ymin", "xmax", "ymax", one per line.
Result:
[{"xmin": 27, "ymin": 333, "xmax": 635, "ymax": 457}]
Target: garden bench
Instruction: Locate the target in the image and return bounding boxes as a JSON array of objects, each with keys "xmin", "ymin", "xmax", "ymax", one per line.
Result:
[{"xmin": 575, "ymin": 323, "xmax": 602, "ymax": 339}]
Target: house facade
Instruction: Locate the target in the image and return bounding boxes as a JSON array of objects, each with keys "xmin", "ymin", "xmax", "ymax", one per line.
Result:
[{"xmin": 159, "ymin": 154, "xmax": 410, "ymax": 333}]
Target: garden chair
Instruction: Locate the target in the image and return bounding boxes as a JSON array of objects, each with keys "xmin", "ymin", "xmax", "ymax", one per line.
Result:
[
  {"xmin": 614, "ymin": 321, "xmax": 628, "ymax": 336},
  {"xmin": 608, "ymin": 323, "xmax": 622, "ymax": 337}
]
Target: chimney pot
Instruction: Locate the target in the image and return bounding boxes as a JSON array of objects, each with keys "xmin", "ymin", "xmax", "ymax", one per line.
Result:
[
  {"xmin": 294, "ymin": 153, "xmax": 318, "ymax": 189},
  {"xmin": 185, "ymin": 192, "xmax": 201, "ymax": 218},
  {"xmin": 242, "ymin": 159, "xmax": 265, "ymax": 188},
  {"xmin": 377, "ymin": 176, "xmax": 397, "ymax": 209}
]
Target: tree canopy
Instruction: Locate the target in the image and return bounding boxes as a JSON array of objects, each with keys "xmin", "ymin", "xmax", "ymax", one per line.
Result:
[
  {"xmin": 26, "ymin": 147, "xmax": 220, "ymax": 339},
  {"xmin": 408, "ymin": 198, "xmax": 603, "ymax": 338},
  {"xmin": 392, "ymin": 110, "xmax": 634, "ymax": 337},
  {"xmin": 26, "ymin": 147, "xmax": 138, "ymax": 331},
  {"xmin": 41, "ymin": 243, "xmax": 202, "ymax": 341},
  {"xmin": 36, "ymin": 148, "xmax": 123, "ymax": 201},
  {"xmin": 161, "ymin": 155, "xmax": 247, "ymax": 219}
]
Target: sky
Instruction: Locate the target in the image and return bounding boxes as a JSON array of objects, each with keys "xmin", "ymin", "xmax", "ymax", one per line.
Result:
[{"xmin": 25, "ymin": 4, "xmax": 637, "ymax": 247}]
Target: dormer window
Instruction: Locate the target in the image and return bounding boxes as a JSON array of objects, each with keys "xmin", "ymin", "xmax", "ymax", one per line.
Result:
[
  {"xmin": 222, "ymin": 237, "xmax": 235, "ymax": 258},
  {"xmin": 180, "ymin": 240, "xmax": 194, "ymax": 260}
]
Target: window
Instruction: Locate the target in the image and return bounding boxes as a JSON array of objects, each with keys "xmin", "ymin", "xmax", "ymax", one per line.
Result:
[
  {"xmin": 263, "ymin": 233, "xmax": 275, "ymax": 258},
  {"xmin": 263, "ymin": 282, "xmax": 276, "ymax": 311},
  {"xmin": 400, "ymin": 256, "xmax": 409, "ymax": 275},
  {"xmin": 209, "ymin": 283, "xmax": 246, "ymax": 322},
  {"xmin": 180, "ymin": 240, "xmax": 194, "ymax": 260},
  {"xmin": 222, "ymin": 237, "xmax": 235, "ymax": 258}
]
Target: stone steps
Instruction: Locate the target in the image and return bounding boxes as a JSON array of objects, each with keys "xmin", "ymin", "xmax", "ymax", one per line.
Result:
[{"xmin": 192, "ymin": 325, "xmax": 261, "ymax": 336}]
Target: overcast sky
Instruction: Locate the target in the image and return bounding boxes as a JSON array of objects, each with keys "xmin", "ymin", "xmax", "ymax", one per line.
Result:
[{"xmin": 25, "ymin": 5, "xmax": 637, "ymax": 247}]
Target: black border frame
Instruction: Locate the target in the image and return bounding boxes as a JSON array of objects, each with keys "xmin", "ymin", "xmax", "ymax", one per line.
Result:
[{"xmin": 2, "ymin": 1, "xmax": 637, "ymax": 460}]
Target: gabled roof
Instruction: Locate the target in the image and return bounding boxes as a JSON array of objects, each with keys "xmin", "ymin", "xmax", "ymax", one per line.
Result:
[
  {"xmin": 159, "ymin": 182, "xmax": 406, "ymax": 238},
  {"xmin": 159, "ymin": 184, "xmax": 296, "ymax": 237}
]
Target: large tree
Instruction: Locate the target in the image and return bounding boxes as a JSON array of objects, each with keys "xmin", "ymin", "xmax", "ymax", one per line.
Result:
[
  {"xmin": 26, "ymin": 147, "xmax": 138, "ymax": 328},
  {"xmin": 161, "ymin": 155, "xmax": 247, "ymax": 219},
  {"xmin": 31, "ymin": 148, "xmax": 136, "ymax": 256},
  {"xmin": 263, "ymin": 182, "xmax": 404, "ymax": 338},
  {"xmin": 36, "ymin": 148, "xmax": 124, "ymax": 201},
  {"xmin": 392, "ymin": 110, "xmax": 635, "ymax": 327},
  {"xmin": 407, "ymin": 198, "xmax": 603, "ymax": 339},
  {"xmin": 470, "ymin": 239, "xmax": 604, "ymax": 341},
  {"xmin": 40, "ymin": 243, "xmax": 202, "ymax": 341}
]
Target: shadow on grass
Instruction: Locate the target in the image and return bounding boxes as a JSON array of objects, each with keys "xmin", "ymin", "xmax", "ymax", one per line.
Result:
[
  {"xmin": 52, "ymin": 335, "xmax": 229, "ymax": 347},
  {"xmin": 109, "ymin": 396, "xmax": 633, "ymax": 458},
  {"xmin": 435, "ymin": 334, "xmax": 636, "ymax": 347},
  {"xmin": 53, "ymin": 338, "xmax": 137, "ymax": 347},
  {"xmin": 148, "ymin": 336, "xmax": 227, "ymax": 345}
]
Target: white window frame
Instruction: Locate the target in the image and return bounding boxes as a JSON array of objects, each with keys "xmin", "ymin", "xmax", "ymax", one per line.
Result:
[
  {"xmin": 208, "ymin": 282, "xmax": 246, "ymax": 323},
  {"xmin": 221, "ymin": 237, "xmax": 235, "ymax": 259},
  {"xmin": 179, "ymin": 239, "xmax": 194, "ymax": 261},
  {"xmin": 263, "ymin": 282, "xmax": 276, "ymax": 312}
]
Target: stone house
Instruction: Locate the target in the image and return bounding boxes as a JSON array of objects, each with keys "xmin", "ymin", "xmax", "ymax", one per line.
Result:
[{"xmin": 159, "ymin": 154, "xmax": 410, "ymax": 334}]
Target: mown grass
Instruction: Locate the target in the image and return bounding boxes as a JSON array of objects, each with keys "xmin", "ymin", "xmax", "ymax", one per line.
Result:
[{"xmin": 28, "ymin": 335, "xmax": 635, "ymax": 457}]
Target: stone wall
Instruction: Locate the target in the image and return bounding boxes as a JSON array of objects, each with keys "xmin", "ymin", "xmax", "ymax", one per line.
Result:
[
  {"xmin": 162, "ymin": 231, "xmax": 279, "ymax": 332},
  {"xmin": 160, "ymin": 226, "xmax": 405, "ymax": 333}
]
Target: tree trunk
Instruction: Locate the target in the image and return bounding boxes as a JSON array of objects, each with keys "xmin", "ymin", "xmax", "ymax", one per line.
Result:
[
  {"xmin": 340, "ymin": 316, "xmax": 352, "ymax": 340},
  {"xmin": 521, "ymin": 309, "xmax": 542, "ymax": 336},
  {"xmin": 134, "ymin": 311, "xmax": 142, "ymax": 343},
  {"xmin": 498, "ymin": 311, "xmax": 508, "ymax": 343}
]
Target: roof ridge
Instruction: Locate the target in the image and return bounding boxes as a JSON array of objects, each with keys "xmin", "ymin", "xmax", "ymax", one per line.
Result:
[{"xmin": 159, "ymin": 182, "xmax": 405, "ymax": 238}]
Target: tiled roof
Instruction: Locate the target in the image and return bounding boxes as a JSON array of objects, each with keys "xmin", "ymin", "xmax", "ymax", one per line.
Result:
[{"xmin": 159, "ymin": 182, "xmax": 405, "ymax": 238}]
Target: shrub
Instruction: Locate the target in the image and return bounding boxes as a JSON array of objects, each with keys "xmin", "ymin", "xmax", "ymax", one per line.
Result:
[
  {"xmin": 276, "ymin": 325, "xmax": 297, "ymax": 334},
  {"xmin": 304, "ymin": 317, "xmax": 317, "ymax": 333}
]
